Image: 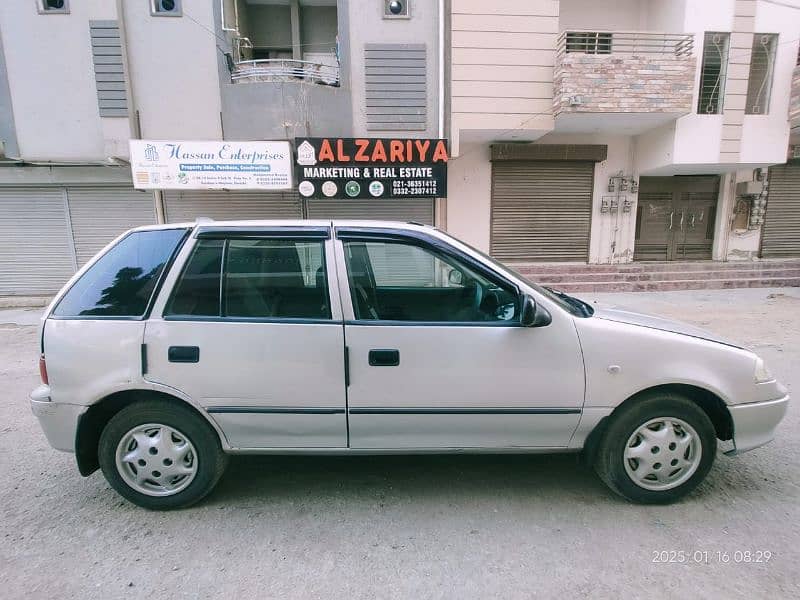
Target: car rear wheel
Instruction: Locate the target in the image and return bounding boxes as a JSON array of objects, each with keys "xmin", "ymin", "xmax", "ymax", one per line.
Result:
[
  {"xmin": 594, "ymin": 393, "xmax": 717, "ymax": 504},
  {"xmin": 98, "ymin": 400, "xmax": 228, "ymax": 510}
]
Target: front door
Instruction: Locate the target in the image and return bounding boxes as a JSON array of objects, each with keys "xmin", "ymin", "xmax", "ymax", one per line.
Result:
[
  {"xmin": 144, "ymin": 228, "xmax": 347, "ymax": 449},
  {"xmin": 335, "ymin": 228, "xmax": 585, "ymax": 449},
  {"xmin": 635, "ymin": 177, "xmax": 719, "ymax": 261}
]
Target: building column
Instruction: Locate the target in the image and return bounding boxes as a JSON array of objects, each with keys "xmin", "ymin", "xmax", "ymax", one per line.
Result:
[{"xmin": 290, "ymin": 0, "xmax": 301, "ymax": 61}]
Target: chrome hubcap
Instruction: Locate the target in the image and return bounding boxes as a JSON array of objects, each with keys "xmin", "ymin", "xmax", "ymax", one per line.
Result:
[
  {"xmin": 623, "ymin": 417, "xmax": 701, "ymax": 491},
  {"xmin": 115, "ymin": 423, "xmax": 197, "ymax": 497}
]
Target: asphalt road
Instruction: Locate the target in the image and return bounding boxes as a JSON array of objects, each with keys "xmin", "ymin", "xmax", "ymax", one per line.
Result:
[{"xmin": 1, "ymin": 288, "xmax": 798, "ymax": 599}]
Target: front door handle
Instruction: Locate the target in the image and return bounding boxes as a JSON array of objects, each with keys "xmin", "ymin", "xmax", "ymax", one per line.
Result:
[
  {"xmin": 168, "ymin": 346, "xmax": 200, "ymax": 363},
  {"xmin": 368, "ymin": 349, "xmax": 400, "ymax": 367}
]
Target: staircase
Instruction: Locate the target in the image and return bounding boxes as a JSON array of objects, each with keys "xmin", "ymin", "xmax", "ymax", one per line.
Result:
[{"xmin": 509, "ymin": 259, "xmax": 800, "ymax": 293}]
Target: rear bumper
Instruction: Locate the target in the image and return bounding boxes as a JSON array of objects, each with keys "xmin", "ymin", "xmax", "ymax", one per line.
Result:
[
  {"xmin": 30, "ymin": 385, "xmax": 86, "ymax": 453},
  {"xmin": 726, "ymin": 394, "xmax": 790, "ymax": 455}
]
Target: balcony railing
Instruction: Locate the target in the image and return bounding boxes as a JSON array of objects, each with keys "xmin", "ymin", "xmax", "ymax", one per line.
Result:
[
  {"xmin": 557, "ymin": 31, "xmax": 694, "ymax": 57},
  {"xmin": 232, "ymin": 58, "xmax": 340, "ymax": 86}
]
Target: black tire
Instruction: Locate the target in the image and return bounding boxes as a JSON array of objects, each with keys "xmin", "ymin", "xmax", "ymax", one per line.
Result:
[
  {"xmin": 98, "ymin": 400, "xmax": 228, "ymax": 510},
  {"xmin": 594, "ymin": 393, "xmax": 717, "ymax": 504}
]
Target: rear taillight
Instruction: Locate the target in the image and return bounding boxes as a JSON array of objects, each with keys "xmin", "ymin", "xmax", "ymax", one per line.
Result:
[{"xmin": 39, "ymin": 354, "xmax": 49, "ymax": 385}]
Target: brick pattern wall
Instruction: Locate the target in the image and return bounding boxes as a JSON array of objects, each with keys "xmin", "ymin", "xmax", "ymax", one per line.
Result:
[
  {"xmin": 553, "ymin": 54, "xmax": 696, "ymax": 115},
  {"xmin": 789, "ymin": 65, "xmax": 800, "ymax": 128}
]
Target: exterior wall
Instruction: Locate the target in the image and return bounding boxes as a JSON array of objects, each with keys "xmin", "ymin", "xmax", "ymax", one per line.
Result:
[
  {"xmin": 348, "ymin": 0, "xmax": 440, "ymax": 138},
  {"xmin": 123, "ymin": 0, "xmax": 222, "ymax": 141},
  {"xmin": 0, "ymin": 27, "xmax": 18, "ymax": 158},
  {"xmin": 789, "ymin": 65, "xmax": 800, "ymax": 130},
  {"xmin": 449, "ymin": 0, "xmax": 557, "ymax": 154},
  {"xmin": 554, "ymin": 53, "xmax": 695, "ymax": 116},
  {"xmin": 0, "ymin": 1, "xmax": 108, "ymax": 160},
  {"xmin": 559, "ymin": 0, "xmax": 645, "ymax": 30},
  {"xmin": 446, "ymin": 144, "xmax": 492, "ymax": 252}
]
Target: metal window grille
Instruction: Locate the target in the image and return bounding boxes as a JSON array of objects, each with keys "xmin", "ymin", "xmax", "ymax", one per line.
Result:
[
  {"xmin": 565, "ymin": 32, "xmax": 612, "ymax": 54},
  {"xmin": 697, "ymin": 32, "xmax": 730, "ymax": 115},
  {"xmin": 745, "ymin": 33, "xmax": 779, "ymax": 115}
]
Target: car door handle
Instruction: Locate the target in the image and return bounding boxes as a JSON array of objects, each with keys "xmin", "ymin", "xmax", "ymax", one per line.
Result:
[
  {"xmin": 368, "ymin": 349, "xmax": 400, "ymax": 367},
  {"xmin": 168, "ymin": 346, "xmax": 200, "ymax": 363}
]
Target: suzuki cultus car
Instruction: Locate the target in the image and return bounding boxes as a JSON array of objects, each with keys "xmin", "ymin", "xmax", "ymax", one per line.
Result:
[{"xmin": 30, "ymin": 221, "xmax": 789, "ymax": 509}]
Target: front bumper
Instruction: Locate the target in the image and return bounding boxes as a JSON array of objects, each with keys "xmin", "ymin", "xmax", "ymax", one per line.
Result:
[
  {"xmin": 726, "ymin": 394, "xmax": 790, "ymax": 455},
  {"xmin": 30, "ymin": 385, "xmax": 87, "ymax": 453}
]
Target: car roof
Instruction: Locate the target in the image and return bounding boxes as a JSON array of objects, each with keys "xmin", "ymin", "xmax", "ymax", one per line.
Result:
[{"xmin": 130, "ymin": 219, "xmax": 434, "ymax": 233}]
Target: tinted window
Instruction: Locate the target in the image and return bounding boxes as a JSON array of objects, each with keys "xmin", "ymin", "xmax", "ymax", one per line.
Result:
[
  {"xmin": 165, "ymin": 238, "xmax": 330, "ymax": 320},
  {"xmin": 224, "ymin": 239, "xmax": 329, "ymax": 319},
  {"xmin": 164, "ymin": 240, "xmax": 223, "ymax": 317},
  {"xmin": 343, "ymin": 240, "xmax": 518, "ymax": 323},
  {"xmin": 53, "ymin": 229, "xmax": 186, "ymax": 318}
]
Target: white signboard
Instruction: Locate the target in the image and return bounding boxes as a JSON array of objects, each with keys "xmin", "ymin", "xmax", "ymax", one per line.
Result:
[{"xmin": 129, "ymin": 140, "xmax": 293, "ymax": 190}]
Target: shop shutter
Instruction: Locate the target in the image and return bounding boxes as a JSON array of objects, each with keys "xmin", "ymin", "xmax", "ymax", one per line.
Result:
[
  {"xmin": 761, "ymin": 164, "xmax": 800, "ymax": 258},
  {"xmin": 0, "ymin": 188, "xmax": 76, "ymax": 295},
  {"xmin": 164, "ymin": 190, "xmax": 302, "ymax": 222},
  {"xmin": 305, "ymin": 198, "xmax": 434, "ymax": 224},
  {"xmin": 491, "ymin": 161, "xmax": 594, "ymax": 262},
  {"xmin": 67, "ymin": 187, "xmax": 156, "ymax": 266}
]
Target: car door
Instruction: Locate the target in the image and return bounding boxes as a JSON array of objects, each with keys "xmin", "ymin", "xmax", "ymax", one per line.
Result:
[
  {"xmin": 144, "ymin": 226, "xmax": 348, "ymax": 449},
  {"xmin": 334, "ymin": 227, "xmax": 585, "ymax": 449}
]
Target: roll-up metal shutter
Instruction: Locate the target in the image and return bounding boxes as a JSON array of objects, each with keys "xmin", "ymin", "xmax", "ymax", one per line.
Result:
[
  {"xmin": 67, "ymin": 187, "xmax": 156, "ymax": 266},
  {"xmin": 164, "ymin": 190, "xmax": 302, "ymax": 222},
  {"xmin": 306, "ymin": 198, "xmax": 434, "ymax": 224},
  {"xmin": 491, "ymin": 161, "xmax": 594, "ymax": 261},
  {"xmin": 761, "ymin": 164, "xmax": 800, "ymax": 258},
  {"xmin": 0, "ymin": 188, "xmax": 76, "ymax": 295}
]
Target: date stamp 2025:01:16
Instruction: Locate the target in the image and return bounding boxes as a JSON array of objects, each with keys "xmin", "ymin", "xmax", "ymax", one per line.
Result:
[{"xmin": 652, "ymin": 550, "xmax": 773, "ymax": 564}]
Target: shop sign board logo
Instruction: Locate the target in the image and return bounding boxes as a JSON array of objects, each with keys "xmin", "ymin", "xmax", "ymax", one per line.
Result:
[
  {"xmin": 130, "ymin": 140, "xmax": 293, "ymax": 190},
  {"xmin": 294, "ymin": 137, "xmax": 449, "ymax": 200}
]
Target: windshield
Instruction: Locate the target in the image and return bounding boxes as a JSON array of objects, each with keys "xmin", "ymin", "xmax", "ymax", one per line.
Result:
[{"xmin": 436, "ymin": 230, "xmax": 594, "ymax": 318}]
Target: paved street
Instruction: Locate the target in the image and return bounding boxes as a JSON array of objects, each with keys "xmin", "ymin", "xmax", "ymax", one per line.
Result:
[{"xmin": 1, "ymin": 288, "xmax": 798, "ymax": 599}]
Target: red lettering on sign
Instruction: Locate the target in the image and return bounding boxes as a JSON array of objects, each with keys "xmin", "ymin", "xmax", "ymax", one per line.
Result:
[
  {"xmin": 432, "ymin": 140, "xmax": 449, "ymax": 162},
  {"xmin": 371, "ymin": 140, "xmax": 387, "ymax": 162},
  {"xmin": 414, "ymin": 140, "xmax": 430, "ymax": 162},
  {"xmin": 336, "ymin": 139, "xmax": 350, "ymax": 162},
  {"xmin": 318, "ymin": 139, "xmax": 335, "ymax": 162},
  {"xmin": 390, "ymin": 141, "xmax": 405, "ymax": 163},
  {"xmin": 354, "ymin": 139, "xmax": 370, "ymax": 162}
]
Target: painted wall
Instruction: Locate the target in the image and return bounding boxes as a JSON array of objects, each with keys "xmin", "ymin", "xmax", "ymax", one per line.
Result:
[
  {"xmin": 123, "ymin": 0, "xmax": 222, "ymax": 140},
  {"xmin": 247, "ymin": 5, "xmax": 292, "ymax": 49},
  {"xmin": 0, "ymin": 28, "xmax": 19, "ymax": 158},
  {"xmin": 446, "ymin": 144, "xmax": 492, "ymax": 252},
  {"xmin": 301, "ymin": 6, "xmax": 338, "ymax": 53},
  {"xmin": 348, "ymin": 0, "xmax": 439, "ymax": 138},
  {"xmin": 0, "ymin": 1, "xmax": 106, "ymax": 160},
  {"xmin": 559, "ymin": 0, "xmax": 645, "ymax": 31}
]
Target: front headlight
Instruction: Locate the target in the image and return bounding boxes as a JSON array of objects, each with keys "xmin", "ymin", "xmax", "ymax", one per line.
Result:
[{"xmin": 754, "ymin": 356, "xmax": 774, "ymax": 383}]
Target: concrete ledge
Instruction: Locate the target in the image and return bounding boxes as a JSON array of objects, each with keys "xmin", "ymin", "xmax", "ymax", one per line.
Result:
[{"xmin": 0, "ymin": 296, "xmax": 52, "ymax": 309}]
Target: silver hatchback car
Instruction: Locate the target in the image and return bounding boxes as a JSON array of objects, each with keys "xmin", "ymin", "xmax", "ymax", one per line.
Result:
[{"xmin": 30, "ymin": 220, "xmax": 789, "ymax": 509}]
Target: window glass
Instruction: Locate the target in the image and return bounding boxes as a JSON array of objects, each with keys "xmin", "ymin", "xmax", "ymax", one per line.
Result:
[
  {"xmin": 343, "ymin": 240, "xmax": 518, "ymax": 323},
  {"xmin": 53, "ymin": 229, "xmax": 186, "ymax": 318},
  {"xmin": 745, "ymin": 33, "xmax": 778, "ymax": 114},
  {"xmin": 165, "ymin": 240, "xmax": 223, "ymax": 316},
  {"xmin": 697, "ymin": 32, "xmax": 730, "ymax": 114},
  {"xmin": 224, "ymin": 239, "xmax": 330, "ymax": 319},
  {"xmin": 565, "ymin": 32, "xmax": 612, "ymax": 54}
]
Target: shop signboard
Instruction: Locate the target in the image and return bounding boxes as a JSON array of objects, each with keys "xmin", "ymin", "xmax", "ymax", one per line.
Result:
[
  {"xmin": 294, "ymin": 137, "xmax": 448, "ymax": 200},
  {"xmin": 130, "ymin": 140, "xmax": 293, "ymax": 190}
]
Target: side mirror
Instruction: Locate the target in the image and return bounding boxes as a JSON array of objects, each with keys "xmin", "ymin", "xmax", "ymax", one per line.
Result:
[
  {"xmin": 448, "ymin": 268, "xmax": 464, "ymax": 286},
  {"xmin": 520, "ymin": 294, "xmax": 552, "ymax": 327}
]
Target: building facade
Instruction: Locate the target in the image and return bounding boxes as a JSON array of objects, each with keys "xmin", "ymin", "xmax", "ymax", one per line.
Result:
[{"xmin": 1, "ymin": 0, "xmax": 799, "ymax": 297}]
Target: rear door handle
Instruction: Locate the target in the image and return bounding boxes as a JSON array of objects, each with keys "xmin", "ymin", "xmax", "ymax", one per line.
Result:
[
  {"xmin": 168, "ymin": 346, "xmax": 200, "ymax": 363},
  {"xmin": 368, "ymin": 349, "xmax": 400, "ymax": 367}
]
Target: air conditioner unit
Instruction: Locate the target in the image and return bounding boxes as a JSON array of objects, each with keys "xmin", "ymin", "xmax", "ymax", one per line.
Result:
[{"xmin": 736, "ymin": 181, "xmax": 763, "ymax": 197}]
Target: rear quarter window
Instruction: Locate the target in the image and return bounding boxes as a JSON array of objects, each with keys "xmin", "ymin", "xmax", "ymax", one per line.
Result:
[{"xmin": 52, "ymin": 228, "xmax": 187, "ymax": 318}]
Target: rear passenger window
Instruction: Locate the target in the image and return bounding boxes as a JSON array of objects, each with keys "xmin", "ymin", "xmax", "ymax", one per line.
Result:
[
  {"xmin": 165, "ymin": 238, "xmax": 330, "ymax": 320},
  {"xmin": 53, "ymin": 228, "xmax": 187, "ymax": 318}
]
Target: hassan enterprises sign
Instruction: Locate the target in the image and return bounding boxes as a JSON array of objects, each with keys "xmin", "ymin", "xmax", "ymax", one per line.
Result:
[
  {"xmin": 294, "ymin": 137, "xmax": 448, "ymax": 199},
  {"xmin": 130, "ymin": 140, "xmax": 293, "ymax": 190}
]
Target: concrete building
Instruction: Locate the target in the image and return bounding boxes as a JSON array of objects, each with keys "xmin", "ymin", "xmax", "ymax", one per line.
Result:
[
  {"xmin": 446, "ymin": 0, "xmax": 800, "ymax": 272},
  {"xmin": 1, "ymin": 0, "xmax": 800, "ymax": 297}
]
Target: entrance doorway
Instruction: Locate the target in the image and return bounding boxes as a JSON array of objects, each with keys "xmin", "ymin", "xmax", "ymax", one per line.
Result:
[{"xmin": 634, "ymin": 176, "xmax": 719, "ymax": 261}]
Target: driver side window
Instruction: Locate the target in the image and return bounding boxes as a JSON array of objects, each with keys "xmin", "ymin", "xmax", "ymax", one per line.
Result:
[{"xmin": 343, "ymin": 240, "xmax": 519, "ymax": 323}]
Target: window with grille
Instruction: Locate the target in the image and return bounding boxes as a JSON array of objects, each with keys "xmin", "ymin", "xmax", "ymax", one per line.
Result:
[
  {"xmin": 745, "ymin": 33, "xmax": 779, "ymax": 114},
  {"xmin": 565, "ymin": 32, "xmax": 612, "ymax": 54},
  {"xmin": 697, "ymin": 32, "xmax": 730, "ymax": 114}
]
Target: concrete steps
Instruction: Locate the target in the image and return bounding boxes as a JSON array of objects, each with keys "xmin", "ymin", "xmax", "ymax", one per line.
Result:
[{"xmin": 507, "ymin": 259, "xmax": 800, "ymax": 293}]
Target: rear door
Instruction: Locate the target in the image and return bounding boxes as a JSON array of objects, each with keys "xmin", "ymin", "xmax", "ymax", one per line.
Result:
[{"xmin": 144, "ymin": 226, "xmax": 348, "ymax": 449}]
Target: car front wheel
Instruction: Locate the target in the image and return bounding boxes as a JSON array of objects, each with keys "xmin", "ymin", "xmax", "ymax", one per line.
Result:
[
  {"xmin": 594, "ymin": 393, "xmax": 717, "ymax": 504},
  {"xmin": 98, "ymin": 400, "xmax": 228, "ymax": 510}
]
